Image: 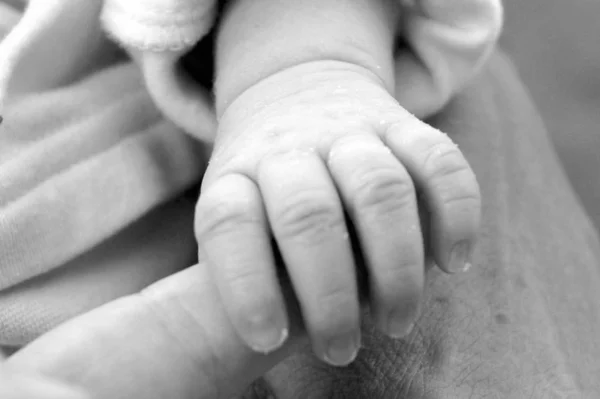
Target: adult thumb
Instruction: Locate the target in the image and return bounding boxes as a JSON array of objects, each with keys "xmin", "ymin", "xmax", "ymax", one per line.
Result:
[
  {"xmin": 7, "ymin": 262, "xmax": 304, "ymax": 399},
  {"xmin": 0, "ymin": 364, "xmax": 89, "ymax": 399}
]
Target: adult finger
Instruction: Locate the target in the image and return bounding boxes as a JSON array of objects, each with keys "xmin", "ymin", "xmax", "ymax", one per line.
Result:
[
  {"xmin": 0, "ymin": 365, "xmax": 89, "ymax": 399},
  {"xmin": 7, "ymin": 262, "xmax": 304, "ymax": 399}
]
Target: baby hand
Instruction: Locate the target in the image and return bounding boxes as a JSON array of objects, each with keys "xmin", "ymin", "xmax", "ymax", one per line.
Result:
[{"xmin": 195, "ymin": 61, "xmax": 480, "ymax": 366}]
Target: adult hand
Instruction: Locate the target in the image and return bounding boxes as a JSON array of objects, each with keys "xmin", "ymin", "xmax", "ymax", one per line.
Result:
[
  {"xmin": 7, "ymin": 260, "xmax": 308, "ymax": 399},
  {"xmin": 0, "ymin": 359, "xmax": 88, "ymax": 399},
  {"xmin": 7, "ymin": 51, "xmax": 599, "ymax": 399}
]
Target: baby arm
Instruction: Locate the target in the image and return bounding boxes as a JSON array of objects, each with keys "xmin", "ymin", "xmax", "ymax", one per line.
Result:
[{"xmin": 195, "ymin": 0, "xmax": 481, "ymax": 366}]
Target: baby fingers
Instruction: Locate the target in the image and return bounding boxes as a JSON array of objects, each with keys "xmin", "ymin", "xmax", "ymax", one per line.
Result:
[
  {"xmin": 328, "ymin": 134, "xmax": 424, "ymax": 339},
  {"xmin": 384, "ymin": 119, "xmax": 481, "ymax": 274},
  {"xmin": 257, "ymin": 151, "xmax": 361, "ymax": 367},
  {"xmin": 195, "ymin": 175, "xmax": 289, "ymax": 353}
]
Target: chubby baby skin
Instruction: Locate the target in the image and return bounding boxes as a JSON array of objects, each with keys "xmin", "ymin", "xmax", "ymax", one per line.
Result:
[{"xmin": 195, "ymin": 0, "xmax": 481, "ymax": 367}]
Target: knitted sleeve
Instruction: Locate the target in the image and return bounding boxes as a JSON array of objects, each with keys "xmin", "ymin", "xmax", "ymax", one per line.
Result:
[
  {"xmin": 395, "ymin": 0, "xmax": 503, "ymax": 117},
  {"xmin": 101, "ymin": 0, "xmax": 502, "ymax": 136},
  {"xmin": 101, "ymin": 0, "xmax": 216, "ymax": 51},
  {"xmin": 100, "ymin": 0, "xmax": 217, "ymax": 141}
]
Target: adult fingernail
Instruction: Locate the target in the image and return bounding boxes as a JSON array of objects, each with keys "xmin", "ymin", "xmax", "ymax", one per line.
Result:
[
  {"xmin": 323, "ymin": 331, "xmax": 361, "ymax": 367},
  {"xmin": 447, "ymin": 241, "xmax": 472, "ymax": 273},
  {"xmin": 245, "ymin": 310, "xmax": 289, "ymax": 354}
]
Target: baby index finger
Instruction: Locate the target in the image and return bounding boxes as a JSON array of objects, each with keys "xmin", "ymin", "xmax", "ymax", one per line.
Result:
[{"xmin": 195, "ymin": 173, "xmax": 289, "ymax": 354}]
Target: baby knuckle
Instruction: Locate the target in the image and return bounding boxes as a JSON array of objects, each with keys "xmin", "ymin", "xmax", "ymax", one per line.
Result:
[
  {"xmin": 230, "ymin": 290, "xmax": 278, "ymax": 324},
  {"xmin": 195, "ymin": 197, "xmax": 258, "ymax": 240},
  {"xmin": 431, "ymin": 166, "xmax": 481, "ymax": 209},
  {"xmin": 378, "ymin": 263, "xmax": 423, "ymax": 299},
  {"xmin": 273, "ymin": 192, "xmax": 344, "ymax": 241},
  {"xmin": 439, "ymin": 185, "xmax": 481, "ymax": 210},
  {"xmin": 422, "ymin": 142, "xmax": 471, "ymax": 182},
  {"xmin": 222, "ymin": 265, "xmax": 268, "ymax": 295},
  {"xmin": 314, "ymin": 287, "xmax": 358, "ymax": 331},
  {"xmin": 353, "ymin": 166, "xmax": 415, "ymax": 214}
]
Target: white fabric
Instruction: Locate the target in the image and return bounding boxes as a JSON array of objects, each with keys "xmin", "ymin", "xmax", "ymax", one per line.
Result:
[
  {"xmin": 101, "ymin": 0, "xmax": 503, "ymax": 135},
  {"xmin": 0, "ymin": 0, "xmax": 213, "ymax": 346},
  {"xmin": 102, "ymin": 0, "xmax": 216, "ymax": 51},
  {"xmin": 0, "ymin": 0, "xmax": 503, "ymax": 347}
]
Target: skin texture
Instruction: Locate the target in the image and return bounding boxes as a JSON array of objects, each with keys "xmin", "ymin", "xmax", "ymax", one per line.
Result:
[
  {"xmin": 198, "ymin": 0, "xmax": 480, "ymax": 365},
  {"xmin": 255, "ymin": 53, "xmax": 600, "ymax": 398},
  {"xmin": 501, "ymin": 0, "xmax": 600, "ymax": 230},
  {"xmin": 0, "ymin": 360, "xmax": 88, "ymax": 399},
  {"xmin": 6, "ymin": 51, "xmax": 600, "ymax": 398}
]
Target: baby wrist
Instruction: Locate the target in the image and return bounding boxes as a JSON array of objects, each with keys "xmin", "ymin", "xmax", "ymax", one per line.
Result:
[{"xmin": 216, "ymin": 59, "xmax": 393, "ymax": 125}]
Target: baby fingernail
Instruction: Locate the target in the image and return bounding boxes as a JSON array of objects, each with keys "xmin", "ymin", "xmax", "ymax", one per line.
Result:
[
  {"xmin": 448, "ymin": 241, "xmax": 472, "ymax": 273},
  {"xmin": 386, "ymin": 311, "xmax": 414, "ymax": 339},
  {"xmin": 324, "ymin": 331, "xmax": 361, "ymax": 366},
  {"xmin": 245, "ymin": 311, "xmax": 289, "ymax": 354}
]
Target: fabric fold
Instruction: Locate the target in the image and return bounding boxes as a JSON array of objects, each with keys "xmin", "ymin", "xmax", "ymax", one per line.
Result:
[
  {"xmin": 0, "ymin": 0, "xmax": 503, "ymax": 346},
  {"xmin": 395, "ymin": 0, "xmax": 503, "ymax": 116},
  {"xmin": 0, "ymin": 0, "xmax": 212, "ymax": 346},
  {"xmin": 100, "ymin": 0, "xmax": 503, "ymax": 135}
]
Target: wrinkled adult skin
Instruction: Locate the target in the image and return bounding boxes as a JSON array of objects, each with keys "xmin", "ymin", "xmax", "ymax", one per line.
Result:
[
  {"xmin": 246, "ymin": 52, "xmax": 600, "ymax": 398},
  {"xmin": 7, "ymin": 52, "xmax": 600, "ymax": 398}
]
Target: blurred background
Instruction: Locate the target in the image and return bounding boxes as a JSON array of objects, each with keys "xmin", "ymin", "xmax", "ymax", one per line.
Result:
[{"xmin": 500, "ymin": 0, "xmax": 600, "ymax": 229}]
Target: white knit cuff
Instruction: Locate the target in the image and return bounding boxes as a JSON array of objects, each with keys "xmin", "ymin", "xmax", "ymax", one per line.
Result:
[
  {"xmin": 397, "ymin": 0, "xmax": 503, "ymax": 117},
  {"xmin": 101, "ymin": 0, "xmax": 216, "ymax": 52}
]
